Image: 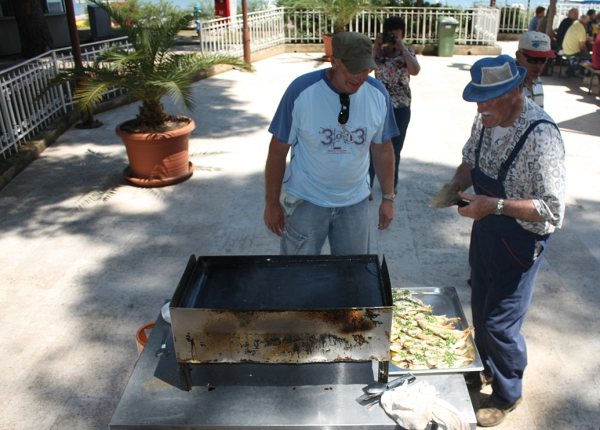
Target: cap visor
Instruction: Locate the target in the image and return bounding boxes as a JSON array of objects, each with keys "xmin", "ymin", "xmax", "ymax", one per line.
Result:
[
  {"xmin": 522, "ymin": 49, "xmax": 555, "ymax": 58},
  {"xmin": 462, "ymin": 67, "xmax": 527, "ymax": 102},
  {"xmin": 462, "ymin": 85, "xmax": 510, "ymax": 102},
  {"xmin": 344, "ymin": 57, "xmax": 377, "ymax": 74}
]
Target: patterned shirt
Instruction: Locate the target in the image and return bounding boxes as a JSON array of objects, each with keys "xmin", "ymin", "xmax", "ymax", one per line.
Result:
[
  {"xmin": 374, "ymin": 46, "xmax": 418, "ymax": 109},
  {"xmin": 462, "ymin": 97, "xmax": 566, "ymax": 235}
]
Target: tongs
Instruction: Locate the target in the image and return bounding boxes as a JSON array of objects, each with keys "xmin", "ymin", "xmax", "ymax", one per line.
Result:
[{"xmin": 357, "ymin": 374, "xmax": 416, "ymax": 405}]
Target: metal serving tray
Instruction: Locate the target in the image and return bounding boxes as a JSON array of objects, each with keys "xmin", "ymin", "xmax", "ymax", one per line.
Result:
[{"xmin": 389, "ymin": 286, "xmax": 484, "ymax": 376}]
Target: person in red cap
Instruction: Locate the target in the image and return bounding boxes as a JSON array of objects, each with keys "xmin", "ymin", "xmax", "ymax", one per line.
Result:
[{"xmin": 515, "ymin": 31, "xmax": 556, "ymax": 109}]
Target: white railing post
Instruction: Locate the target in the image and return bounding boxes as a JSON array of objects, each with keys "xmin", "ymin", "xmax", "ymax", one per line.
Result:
[
  {"xmin": 0, "ymin": 37, "xmax": 131, "ymax": 158},
  {"xmin": 0, "ymin": 73, "xmax": 16, "ymax": 156}
]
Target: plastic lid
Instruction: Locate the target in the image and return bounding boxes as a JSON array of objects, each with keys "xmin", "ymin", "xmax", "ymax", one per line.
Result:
[{"xmin": 439, "ymin": 17, "xmax": 459, "ymax": 24}]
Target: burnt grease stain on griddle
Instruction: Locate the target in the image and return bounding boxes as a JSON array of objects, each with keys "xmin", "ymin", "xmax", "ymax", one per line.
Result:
[
  {"xmin": 318, "ymin": 309, "xmax": 380, "ymax": 333},
  {"xmin": 183, "ymin": 308, "xmax": 389, "ymax": 362},
  {"xmin": 262, "ymin": 333, "xmax": 361, "ymax": 357}
]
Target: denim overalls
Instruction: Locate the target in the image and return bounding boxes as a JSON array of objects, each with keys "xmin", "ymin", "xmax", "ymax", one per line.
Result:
[{"xmin": 469, "ymin": 120, "xmax": 558, "ymax": 406}]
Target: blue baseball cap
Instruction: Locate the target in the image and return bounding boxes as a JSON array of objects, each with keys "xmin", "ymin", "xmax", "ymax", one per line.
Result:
[{"xmin": 463, "ymin": 55, "xmax": 526, "ymax": 102}]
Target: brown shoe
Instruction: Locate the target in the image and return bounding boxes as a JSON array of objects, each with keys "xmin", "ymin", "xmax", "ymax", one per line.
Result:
[{"xmin": 476, "ymin": 396, "xmax": 522, "ymax": 427}]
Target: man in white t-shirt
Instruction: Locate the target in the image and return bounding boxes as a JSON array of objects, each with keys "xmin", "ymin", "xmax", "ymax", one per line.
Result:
[
  {"xmin": 264, "ymin": 32, "xmax": 399, "ymax": 255},
  {"xmin": 515, "ymin": 31, "xmax": 556, "ymax": 108}
]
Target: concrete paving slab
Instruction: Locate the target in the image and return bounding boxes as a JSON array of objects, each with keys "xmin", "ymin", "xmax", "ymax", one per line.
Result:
[{"xmin": 0, "ymin": 41, "xmax": 599, "ymax": 429}]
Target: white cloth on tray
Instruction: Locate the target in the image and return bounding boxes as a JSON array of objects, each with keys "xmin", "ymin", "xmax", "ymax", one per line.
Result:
[{"xmin": 379, "ymin": 381, "xmax": 470, "ymax": 430}]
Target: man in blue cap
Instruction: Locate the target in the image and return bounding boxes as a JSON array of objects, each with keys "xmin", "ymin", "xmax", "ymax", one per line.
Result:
[{"xmin": 441, "ymin": 55, "xmax": 566, "ymax": 427}]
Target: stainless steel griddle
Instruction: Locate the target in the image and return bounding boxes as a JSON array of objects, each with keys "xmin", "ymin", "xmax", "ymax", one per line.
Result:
[{"xmin": 169, "ymin": 255, "xmax": 394, "ymax": 390}]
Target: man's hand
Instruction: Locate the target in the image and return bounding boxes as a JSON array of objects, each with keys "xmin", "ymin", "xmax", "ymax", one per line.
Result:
[
  {"xmin": 378, "ymin": 199, "xmax": 394, "ymax": 230},
  {"xmin": 264, "ymin": 202, "xmax": 285, "ymax": 236},
  {"xmin": 373, "ymin": 33, "xmax": 384, "ymax": 51},
  {"xmin": 264, "ymin": 136, "xmax": 290, "ymax": 236},
  {"xmin": 457, "ymin": 192, "xmax": 497, "ymax": 220}
]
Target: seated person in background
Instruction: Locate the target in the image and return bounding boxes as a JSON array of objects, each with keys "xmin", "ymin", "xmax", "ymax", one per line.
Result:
[
  {"xmin": 528, "ymin": 6, "xmax": 546, "ymax": 32},
  {"xmin": 586, "ymin": 9, "xmax": 597, "ymax": 36},
  {"xmin": 592, "ymin": 35, "xmax": 600, "ymax": 69},
  {"xmin": 562, "ymin": 14, "xmax": 592, "ymax": 76},
  {"xmin": 557, "ymin": 8, "xmax": 579, "ymax": 50},
  {"xmin": 516, "ymin": 32, "xmax": 555, "ymax": 108}
]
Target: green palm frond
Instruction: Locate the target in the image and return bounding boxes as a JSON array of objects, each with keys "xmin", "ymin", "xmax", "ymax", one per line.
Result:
[
  {"xmin": 294, "ymin": 0, "xmax": 373, "ymax": 32},
  {"xmin": 75, "ymin": 79, "xmax": 115, "ymax": 110},
  {"xmin": 44, "ymin": 0, "xmax": 251, "ymax": 129}
]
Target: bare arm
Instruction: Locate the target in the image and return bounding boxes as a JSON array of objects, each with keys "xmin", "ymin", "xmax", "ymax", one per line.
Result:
[
  {"xmin": 448, "ymin": 161, "xmax": 473, "ymax": 192},
  {"xmin": 397, "ymin": 39, "xmax": 421, "ymax": 76},
  {"xmin": 371, "ymin": 141, "xmax": 395, "ymax": 230},
  {"xmin": 458, "ymin": 192, "xmax": 545, "ymax": 222},
  {"xmin": 452, "ymin": 161, "xmax": 544, "ymax": 222},
  {"xmin": 264, "ymin": 136, "xmax": 290, "ymax": 236}
]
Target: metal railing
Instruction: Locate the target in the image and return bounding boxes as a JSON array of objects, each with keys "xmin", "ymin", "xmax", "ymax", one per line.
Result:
[
  {"xmin": 498, "ymin": 7, "xmax": 530, "ymax": 33},
  {"xmin": 0, "ymin": 37, "xmax": 130, "ymax": 158},
  {"xmin": 1, "ymin": 6, "xmax": 502, "ymax": 157},
  {"xmin": 198, "ymin": 8, "xmax": 285, "ymax": 56},
  {"xmin": 285, "ymin": 7, "xmax": 499, "ymax": 46}
]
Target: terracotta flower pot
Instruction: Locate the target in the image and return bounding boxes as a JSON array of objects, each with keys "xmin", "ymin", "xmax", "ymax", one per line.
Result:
[
  {"xmin": 117, "ymin": 117, "xmax": 195, "ymax": 187},
  {"xmin": 322, "ymin": 33, "xmax": 334, "ymax": 62}
]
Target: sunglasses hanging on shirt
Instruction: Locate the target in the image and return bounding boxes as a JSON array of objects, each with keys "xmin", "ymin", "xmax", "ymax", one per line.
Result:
[{"xmin": 338, "ymin": 93, "xmax": 350, "ymax": 125}]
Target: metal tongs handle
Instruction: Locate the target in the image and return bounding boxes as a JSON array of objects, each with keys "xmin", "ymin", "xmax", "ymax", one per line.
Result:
[
  {"xmin": 385, "ymin": 374, "xmax": 416, "ymax": 391},
  {"xmin": 357, "ymin": 374, "xmax": 416, "ymax": 405}
]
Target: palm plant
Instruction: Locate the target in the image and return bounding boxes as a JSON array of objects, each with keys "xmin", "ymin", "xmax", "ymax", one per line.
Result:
[
  {"xmin": 324, "ymin": 0, "xmax": 372, "ymax": 33},
  {"xmin": 295, "ymin": 0, "xmax": 372, "ymax": 33},
  {"xmin": 65, "ymin": 0, "xmax": 247, "ymax": 132}
]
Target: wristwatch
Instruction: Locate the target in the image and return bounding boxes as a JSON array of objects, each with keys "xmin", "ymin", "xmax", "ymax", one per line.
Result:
[
  {"xmin": 382, "ymin": 193, "xmax": 396, "ymax": 202},
  {"xmin": 494, "ymin": 198, "xmax": 505, "ymax": 215}
]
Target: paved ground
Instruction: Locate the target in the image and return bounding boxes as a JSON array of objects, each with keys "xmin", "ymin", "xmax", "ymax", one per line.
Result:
[{"xmin": 0, "ymin": 41, "xmax": 599, "ymax": 429}]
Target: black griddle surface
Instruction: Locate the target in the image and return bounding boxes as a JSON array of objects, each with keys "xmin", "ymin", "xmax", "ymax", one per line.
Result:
[{"xmin": 174, "ymin": 255, "xmax": 388, "ymax": 310}]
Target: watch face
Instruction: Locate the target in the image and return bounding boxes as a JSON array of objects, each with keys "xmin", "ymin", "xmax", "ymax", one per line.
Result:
[{"xmin": 495, "ymin": 199, "xmax": 504, "ymax": 215}]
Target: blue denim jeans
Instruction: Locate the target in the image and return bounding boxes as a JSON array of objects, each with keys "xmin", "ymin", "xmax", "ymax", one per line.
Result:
[{"xmin": 280, "ymin": 195, "xmax": 370, "ymax": 255}]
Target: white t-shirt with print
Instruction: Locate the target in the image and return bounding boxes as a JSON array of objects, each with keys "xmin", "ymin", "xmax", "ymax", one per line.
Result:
[{"xmin": 269, "ymin": 69, "xmax": 399, "ymax": 208}]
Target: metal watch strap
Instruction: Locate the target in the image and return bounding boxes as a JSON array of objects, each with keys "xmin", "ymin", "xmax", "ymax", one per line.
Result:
[
  {"xmin": 382, "ymin": 193, "xmax": 396, "ymax": 201},
  {"xmin": 494, "ymin": 198, "xmax": 504, "ymax": 215}
]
